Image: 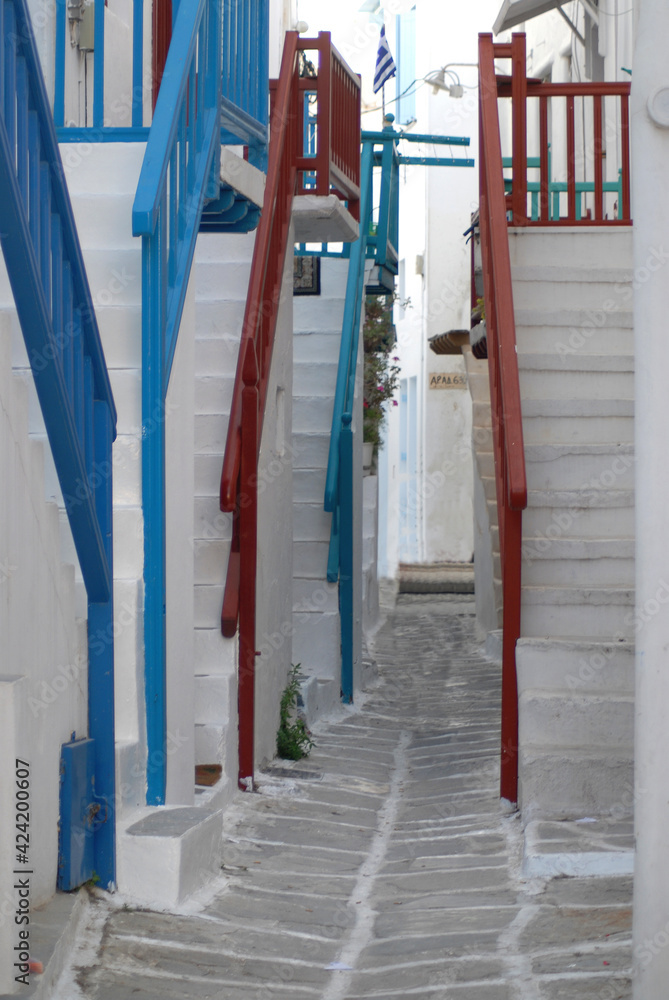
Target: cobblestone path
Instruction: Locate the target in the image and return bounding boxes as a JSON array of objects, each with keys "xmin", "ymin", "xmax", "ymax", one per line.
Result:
[{"xmin": 63, "ymin": 595, "xmax": 633, "ymax": 999}]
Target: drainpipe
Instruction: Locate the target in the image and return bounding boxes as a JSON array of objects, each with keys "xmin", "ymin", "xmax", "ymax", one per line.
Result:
[{"xmin": 632, "ymin": 2, "xmax": 669, "ymax": 994}]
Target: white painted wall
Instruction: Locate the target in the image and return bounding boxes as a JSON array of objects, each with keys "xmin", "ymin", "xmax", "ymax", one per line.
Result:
[
  {"xmin": 0, "ymin": 316, "xmax": 88, "ymax": 992},
  {"xmin": 254, "ymin": 229, "xmax": 295, "ymax": 767}
]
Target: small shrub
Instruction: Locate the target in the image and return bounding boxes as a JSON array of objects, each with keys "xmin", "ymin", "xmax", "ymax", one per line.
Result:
[{"xmin": 276, "ymin": 665, "xmax": 313, "ymax": 761}]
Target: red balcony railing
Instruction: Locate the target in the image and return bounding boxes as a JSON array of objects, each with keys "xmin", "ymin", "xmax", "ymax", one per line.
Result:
[
  {"xmin": 219, "ymin": 31, "xmax": 360, "ymax": 790},
  {"xmin": 494, "ymin": 33, "xmax": 631, "ymax": 226},
  {"xmin": 478, "ymin": 32, "xmax": 632, "ymax": 805}
]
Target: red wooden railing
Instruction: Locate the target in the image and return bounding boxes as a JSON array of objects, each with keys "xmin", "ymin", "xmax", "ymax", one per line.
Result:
[
  {"xmin": 478, "ymin": 32, "xmax": 632, "ymax": 804},
  {"xmin": 494, "ymin": 33, "xmax": 631, "ymax": 225},
  {"xmin": 219, "ymin": 32, "xmax": 360, "ymax": 790},
  {"xmin": 296, "ymin": 33, "xmax": 362, "ymax": 220},
  {"xmin": 479, "ymin": 34, "xmax": 527, "ymax": 805}
]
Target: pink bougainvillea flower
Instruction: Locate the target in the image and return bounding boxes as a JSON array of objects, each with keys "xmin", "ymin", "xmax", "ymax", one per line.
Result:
[{"xmin": 392, "ymin": 400, "xmax": 398, "ymax": 406}]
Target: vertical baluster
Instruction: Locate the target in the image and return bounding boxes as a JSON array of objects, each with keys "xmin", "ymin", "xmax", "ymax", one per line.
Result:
[
  {"xmin": 188, "ymin": 61, "xmax": 196, "ymax": 190},
  {"xmin": 593, "ymin": 94, "xmax": 603, "ymax": 221},
  {"xmin": 168, "ymin": 150, "xmax": 177, "ymax": 289},
  {"xmin": 566, "ymin": 95, "xmax": 576, "ymax": 221},
  {"xmin": 178, "ymin": 104, "xmax": 187, "ymax": 243},
  {"xmin": 27, "ymin": 112, "xmax": 40, "ymax": 257},
  {"xmin": 196, "ymin": 18, "xmax": 205, "ymax": 150},
  {"xmin": 5, "ymin": 1, "xmax": 17, "ymax": 159},
  {"xmin": 50, "ymin": 216, "xmax": 63, "ymax": 371},
  {"xmin": 83, "ymin": 355, "xmax": 94, "ymax": 484},
  {"xmin": 16, "ymin": 57, "xmax": 29, "ymax": 209},
  {"xmin": 72, "ymin": 275, "xmax": 85, "ymax": 445},
  {"xmin": 54, "ymin": 0, "xmax": 66, "ymax": 127},
  {"xmin": 0, "ymin": 0, "xmax": 4, "ymax": 116},
  {"xmin": 539, "ymin": 95, "xmax": 549, "ymax": 222},
  {"xmin": 62, "ymin": 260, "xmax": 74, "ymax": 399},
  {"xmin": 620, "ymin": 92, "xmax": 631, "ymax": 222},
  {"xmin": 40, "ymin": 166, "xmax": 51, "ymax": 300},
  {"xmin": 132, "ymin": 0, "xmax": 143, "ymax": 126},
  {"xmin": 93, "ymin": 0, "xmax": 105, "ymax": 129}
]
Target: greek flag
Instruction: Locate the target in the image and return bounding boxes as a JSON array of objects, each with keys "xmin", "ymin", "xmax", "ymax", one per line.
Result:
[{"xmin": 373, "ymin": 26, "xmax": 396, "ymax": 93}]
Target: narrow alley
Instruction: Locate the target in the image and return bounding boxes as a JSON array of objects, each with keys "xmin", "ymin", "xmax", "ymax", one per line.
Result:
[{"xmin": 56, "ymin": 596, "xmax": 633, "ymax": 999}]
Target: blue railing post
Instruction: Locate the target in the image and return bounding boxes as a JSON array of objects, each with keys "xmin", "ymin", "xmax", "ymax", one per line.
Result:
[{"xmin": 339, "ymin": 413, "xmax": 354, "ymax": 703}]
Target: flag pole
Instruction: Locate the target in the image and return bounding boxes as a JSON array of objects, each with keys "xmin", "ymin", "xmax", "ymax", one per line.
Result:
[{"xmin": 382, "ymin": 82, "xmax": 385, "ymax": 118}]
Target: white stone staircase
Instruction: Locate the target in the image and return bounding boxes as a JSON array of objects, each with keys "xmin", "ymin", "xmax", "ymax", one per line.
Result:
[
  {"xmin": 508, "ymin": 227, "xmax": 635, "ymax": 821},
  {"xmin": 191, "ymin": 231, "xmax": 252, "ymax": 802},
  {"xmin": 291, "ymin": 257, "xmax": 348, "ymax": 721}
]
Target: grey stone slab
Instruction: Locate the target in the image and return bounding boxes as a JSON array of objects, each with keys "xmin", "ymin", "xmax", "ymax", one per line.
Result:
[
  {"xmin": 539, "ymin": 875, "xmax": 634, "ymax": 907},
  {"xmin": 540, "ymin": 976, "xmax": 632, "ymax": 999},
  {"xmin": 372, "ymin": 865, "xmax": 512, "ymax": 896},
  {"xmin": 518, "ymin": 904, "xmax": 633, "ymax": 950},
  {"xmin": 532, "ymin": 945, "xmax": 632, "ymax": 975},
  {"xmin": 349, "ymin": 956, "xmax": 505, "ymax": 991}
]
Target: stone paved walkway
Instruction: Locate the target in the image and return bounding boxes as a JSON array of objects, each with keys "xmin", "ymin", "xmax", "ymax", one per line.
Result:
[{"xmin": 56, "ymin": 595, "xmax": 633, "ymax": 999}]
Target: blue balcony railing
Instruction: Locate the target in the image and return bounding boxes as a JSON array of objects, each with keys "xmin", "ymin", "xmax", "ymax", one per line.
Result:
[{"xmin": 54, "ymin": 0, "xmax": 269, "ymax": 164}]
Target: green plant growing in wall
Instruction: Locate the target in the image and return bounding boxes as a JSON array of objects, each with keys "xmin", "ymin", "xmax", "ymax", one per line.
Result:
[
  {"xmin": 276, "ymin": 665, "xmax": 314, "ymax": 761},
  {"xmin": 363, "ymin": 295, "xmax": 401, "ymax": 447}
]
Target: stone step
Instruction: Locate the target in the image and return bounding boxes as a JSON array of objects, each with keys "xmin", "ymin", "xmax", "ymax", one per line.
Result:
[
  {"xmin": 518, "ymin": 747, "xmax": 634, "ymax": 823},
  {"xmin": 293, "ymin": 502, "xmax": 333, "ymax": 543},
  {"xmin": 524, "ymin": 488, "xmax": 634, "ymax": 539},
  {"xmin": 293, "ymin": 577, "xmax": 339, "ymax": 614},
  {"xmin": 518, "ymin": 363, "xmax": 633, "ymax": 401},
  {"xmin": 117, "ymin": 805, "xmax": 223, "ymax": 908},
  {"xmin": 195, "ymin": 412, "xmax": 230, "ymax": 454},
  {"xmin": 193, "ymin": 229, "xmax": 255, "ymax": 265},
  {"xmin": 194, "ymin": 671, "xmax": 236, "ymax": 726},
  {"xmin": 194, "ymin": 374, "xmax": 235, "ymax": 415},
  {"xmin": 194, "ymin": 298, "xmax": 246, "ymax": 343},
  {"xmin": 521, "ymin": 399, "xmax": 633, "ymax": 445},
  {"xmin": 293, "ymin": 431, "xmax": 332, "ymax": 470},
  {"xmin": 511, "ymin": 274, "xmax": 633, "ymax": 314},
  {"xmin": 194, "ymin": 583, "xmax": 225, "ymax": 628},
  {"xmin": 294, "ymin": 467, "xmax": 327, "ymax": 504},
  {"xmin": 70, "ymin": 192, "xmax": 140, "ymax": 249},
  {"xmin": 293, "ymin": 539, "xmax": 330, "ymax": 578},
  {"xmin": 292, "ymin": 608, "xmax": 341, "ymax": 679},
  {"xmin": 399, "ymin": 562, "xmax": 475, "ymax": 594},
  {"xmin": 524, "ymin": 443, "xmax": 635, "ymax": 491},
  {"xmin": 193, "ymin": 497, "xmax": 232, "ymax": 541},
  {"xmin": 516, "ymin": 636, "xmax": 634, "ymax": 695},
  {"xmin": 293, "ymin": 359, "xmax": 339, "ymax": 396},
  {"xmin": 194, "ymin": 260, "xmax": 252, "ymax": 301},
  {"xmin": 521, "ymin": 537, "xmax": 634, "ymax": 588},
  {"xmin": 195, "ymin": 334, "xmax": 242, "ymax": 376},
  {"xmin": 521, "ymin": 585, "xmax": 634, "ymax": 638},
  {"xmin": 293, "ymin": 331, "xmax": 344, "ymax": 364},
  {"xmin": 293, "ymin": 394, "xmax": 335, "ymax": 433},
  {"xmin": 508, "ymin": 226, "xmax": 633, "ymax": 270},
  {"xmin": 293, "ymin": 296, "xmax": 346, "ymax": 331},
  {"xmin": 515, "ymin": 319, "xmax": 633, "ymax": 357},
  {"xmin": 519, "ymin": 689, "xmax": 634, "ymax": 750}
]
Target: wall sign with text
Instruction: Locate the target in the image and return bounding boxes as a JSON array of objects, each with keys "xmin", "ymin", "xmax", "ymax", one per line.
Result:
[{"xmin": 429, "ymin": 373, "xmax": 467, "ymax": 390}]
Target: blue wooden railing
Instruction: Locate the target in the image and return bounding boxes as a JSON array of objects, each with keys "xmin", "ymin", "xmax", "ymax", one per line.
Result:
[
  {"xmin": 325, "ymin": 126, "xmax": 474, "ymax": 703},
  {"xmin": 0, "ymin": 0, "xmax": 117, "ymax": 886},
  {"xmin": 132, "ymin": 0, "xmax": 221, "ymax": 806},
  {"xmin": 54, "ymin": 0, "xmax": 268, "ymax": 156},
  {"xmin": 324, "ymin": 142, "xmax": 373, "ymax": 703},
  {"xmin": 220, "ymin": 0, "xmax": 269, "ymax": 166}
]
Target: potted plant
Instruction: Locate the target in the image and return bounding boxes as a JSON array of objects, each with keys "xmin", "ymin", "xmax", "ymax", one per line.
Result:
[{"xmin": 363, "ymin": 295, "xmax": 400, "ymax": 470}]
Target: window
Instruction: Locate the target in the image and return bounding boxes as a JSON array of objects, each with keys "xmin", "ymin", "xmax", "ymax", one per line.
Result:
[{"xmin": 395, "ymin": 7, "xmax": 416, "ymax": 126}]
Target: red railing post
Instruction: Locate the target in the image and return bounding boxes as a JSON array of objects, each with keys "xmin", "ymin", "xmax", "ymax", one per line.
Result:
[
  {"xmin": 511, "ymin": 33, "xmax": 528, "ymax": 225},
  {"xmin": 238, "ymin": 341, "xmax": 259, "ymax": 791}
]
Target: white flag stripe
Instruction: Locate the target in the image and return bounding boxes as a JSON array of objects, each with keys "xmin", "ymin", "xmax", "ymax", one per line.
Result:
[{"xmin": 373, "ymin": 25, "xmax": 397, "ymax": 93}]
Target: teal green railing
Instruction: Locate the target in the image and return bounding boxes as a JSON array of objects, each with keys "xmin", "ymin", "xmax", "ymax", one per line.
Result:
[{"xmin": 502, "ymin": 154, "xmax": 625, "ymax": 221}]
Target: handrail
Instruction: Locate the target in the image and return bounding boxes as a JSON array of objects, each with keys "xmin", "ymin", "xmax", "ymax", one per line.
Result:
[
  {"xmin": 478, "ymin": 33, "xmax": 527, "ymax": 804},
  {"xmin": 219, "ymin": 31, "xmax": 361, "ymax": 787},
  {"xmin": 0, "ymin": 0, "xmax": 117, "ymax": 886},
  {"xmin": 132, "ymin": 0, "xmax": 222, "ymax": 806},
  {"xmin": 220, "ymin": 31, "xmax": 300, "ymax": 790},
  {"xmin": 324, "ymin": 141, "xmax": 374, "ymax": 517}
]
